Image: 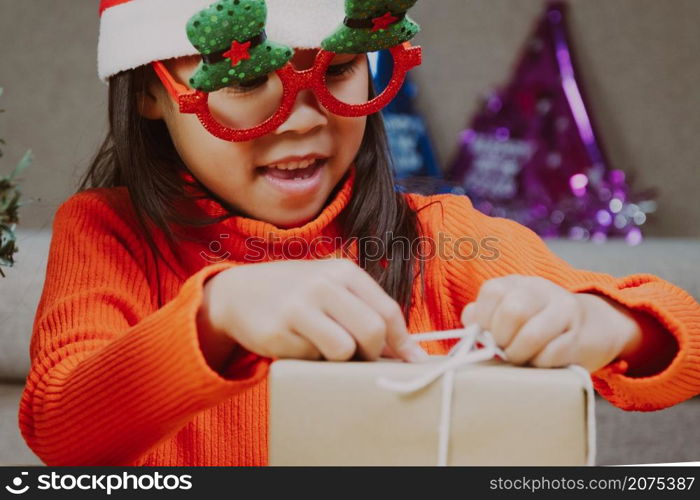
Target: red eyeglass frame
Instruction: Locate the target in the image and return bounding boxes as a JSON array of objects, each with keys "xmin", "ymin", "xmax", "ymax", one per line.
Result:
[{"xmin": 151, "ymin": 41, "xmax": 422, "ymax": 142}]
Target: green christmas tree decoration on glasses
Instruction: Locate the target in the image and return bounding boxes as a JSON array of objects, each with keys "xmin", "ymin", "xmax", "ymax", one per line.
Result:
[
  {"xmin": 186, "ymin": 0, "xmax": 294, "ymax": 92},
  {"xmin": 322, "ymin": 0, "xmax": 420, "ymax": 53},
  {"xmin": 151, "ymin": 0, "xmax": 423, "ymax": 142}
]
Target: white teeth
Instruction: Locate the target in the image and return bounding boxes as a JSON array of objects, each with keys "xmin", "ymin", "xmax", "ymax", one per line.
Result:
[
  {"xmin": 293, "ymin": 169, "xmax": 314, "ymax": 180},
  {"xmin": 268, "ymin": 158, "xmax": 318, "ymax": 170}
]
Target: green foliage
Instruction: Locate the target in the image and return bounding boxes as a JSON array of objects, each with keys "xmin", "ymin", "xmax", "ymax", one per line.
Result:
[{"xmin": 0, "ymin": 86, "xmax": 32, "ymax": 277}]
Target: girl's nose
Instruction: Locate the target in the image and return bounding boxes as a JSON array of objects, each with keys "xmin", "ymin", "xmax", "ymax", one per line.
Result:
[{"xmin": 273, "ymin": 89, "xmax": 329, "ymax": 136}]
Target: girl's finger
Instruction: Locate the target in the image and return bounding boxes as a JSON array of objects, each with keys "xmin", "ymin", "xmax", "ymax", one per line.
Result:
[
  {"xmin": 472, "ymin": 277, "xmax": 511, "ymax": 334},
  {"xmin": 490, "ymin": 290, "xmax": 544, "ymax": 351},
  {"xmin": 319, "ymin": 283, "xmax": 387, "ymax": 360},
  {"xmin": 291, "ymin": 305, "xmax": 357, "ymax": 361},
  {"xmin": 504, "ymin": 302, "xmax": 571, "ymax": 365},
  {"xmin": 461, "ymin": 302, "xmax": 476, "ymax": 326},
  {"xmin": 529, "ymin": 328, "xmax": 578, "ymax": 368},
  {"xmin": 380, "ymin": 342, "xmax": 399, "ymax": 358},
  {"xmin": 338, "ymin": 263, "xmax": 426, "ymax": 363},
  {"xmin": 266, "ymin": 327, "xmax": 324, "ymax": 361}
]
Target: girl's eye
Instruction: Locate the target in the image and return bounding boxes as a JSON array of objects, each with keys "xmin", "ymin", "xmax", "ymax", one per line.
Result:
[
  {"xmin": 223, "ymin": 74, "xmax": 269, "ymax": 95},
  {"xmin": 326, "ymin": 57, "xmax": 360, "ymax": 78}
]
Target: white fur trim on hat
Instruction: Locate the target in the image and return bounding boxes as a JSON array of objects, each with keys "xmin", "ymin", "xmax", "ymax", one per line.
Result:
[{"xmin": 97, "ymin": 0, "xmax": 345, "ymax": 83}]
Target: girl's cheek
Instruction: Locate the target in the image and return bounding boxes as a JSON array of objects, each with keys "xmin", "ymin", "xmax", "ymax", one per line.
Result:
[
  {"xmin": 336, "ymin": 116, "xmax": 366, "ymax": 159},
  {"xmin": 167, "ymin": 115, "xmax": 228, "ymax": 163}
]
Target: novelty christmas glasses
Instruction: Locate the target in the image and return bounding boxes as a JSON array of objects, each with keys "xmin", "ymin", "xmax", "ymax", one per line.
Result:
[{"xmin": 151, "ymin": 0, "xmax": 422, "ymax": 142}]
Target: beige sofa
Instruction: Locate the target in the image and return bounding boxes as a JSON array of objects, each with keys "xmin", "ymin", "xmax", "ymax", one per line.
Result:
[{"xmin": 1, "ymin": 229, "xmax": 698, "ymax": 466}]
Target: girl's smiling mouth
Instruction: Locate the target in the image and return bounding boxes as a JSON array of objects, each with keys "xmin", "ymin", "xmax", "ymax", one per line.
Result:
[{"xmin": 258, "ymin": 158, "xmax": 327, "ymax": 197}]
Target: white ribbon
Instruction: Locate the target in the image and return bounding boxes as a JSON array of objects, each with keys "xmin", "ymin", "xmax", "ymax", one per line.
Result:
[{"xmin": 376, "ymin": 324, "xmax": 597, "ymax": 466}]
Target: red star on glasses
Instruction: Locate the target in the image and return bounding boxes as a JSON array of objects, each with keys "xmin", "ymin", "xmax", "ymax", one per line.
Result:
[
  {"xmin": 371, "ymin": 11, "xmax": 399, "ymax": 32},
  {"xmin": 223, "ymin": 40, "xmax": 252, "ymax": 67}
]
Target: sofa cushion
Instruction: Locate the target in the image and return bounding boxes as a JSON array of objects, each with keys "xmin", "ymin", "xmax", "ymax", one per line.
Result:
[
  {"xmin": 545, "ymin": 237, "xmax": 700, "ymax": 300},
  {"xmin": 0, "ymin": 384, "xmax": 42, "ymax": 465},
  {"xmin": 0, "ymin": 229, "xmax": 52, "ymax": 382}
]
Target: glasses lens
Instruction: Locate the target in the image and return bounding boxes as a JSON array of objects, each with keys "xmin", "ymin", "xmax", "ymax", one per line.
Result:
[
  {"xmin": 206, "ymin": 71, "xmax": 284, "ymax": 130},
  {"xmin": 326, "ymin": 50, "xmax": 394, "ymax": 105}
]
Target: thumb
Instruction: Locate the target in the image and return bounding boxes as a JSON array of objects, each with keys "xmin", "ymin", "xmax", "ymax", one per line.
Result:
[
  {"xmin": 530, "ymin": 329, "xmax": 577, "ymax": 369},
  {"xmin": 461, "ymin": 302, "xmax": 476, "ymax": 326}
]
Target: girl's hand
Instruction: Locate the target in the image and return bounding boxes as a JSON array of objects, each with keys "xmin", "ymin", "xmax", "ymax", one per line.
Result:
[
  {"xmin": 199, "ymin": 258, "xmax": 429, "ymax": 364},
  {"xmin": 460, "ymin": 274, "xmax": 642, "ymax": 372}
]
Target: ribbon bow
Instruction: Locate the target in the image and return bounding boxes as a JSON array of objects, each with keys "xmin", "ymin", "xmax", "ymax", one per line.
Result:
[{"xmin": 376, "ymin": 324, "xmax": 596, "ymax": 466}]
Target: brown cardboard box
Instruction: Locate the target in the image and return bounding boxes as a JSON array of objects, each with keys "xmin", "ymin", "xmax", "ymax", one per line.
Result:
[{"xmin": 269, "ymin": 357, "xmax": 593, "ymax": 466}]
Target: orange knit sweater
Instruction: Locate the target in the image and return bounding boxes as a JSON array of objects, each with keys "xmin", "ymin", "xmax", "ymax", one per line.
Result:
[{"xmin": 19, "ymin": 166, "xmax": 700, "ymax": 466}]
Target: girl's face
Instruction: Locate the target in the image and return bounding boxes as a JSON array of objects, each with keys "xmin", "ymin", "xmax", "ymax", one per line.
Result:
[{"xmin": 141, "ymin": 49, "xmax": 368, "ymax": 228}]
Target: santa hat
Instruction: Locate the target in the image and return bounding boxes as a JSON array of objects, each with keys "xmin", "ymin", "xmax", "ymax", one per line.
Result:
[{"xmin": 97, "ymin": 0, "xmax": 346, "ymax": 82}]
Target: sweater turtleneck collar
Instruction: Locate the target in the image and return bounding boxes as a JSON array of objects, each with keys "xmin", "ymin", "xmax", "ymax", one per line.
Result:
[{"xmin": 175, "ymin": 165, "xmax": 357, "ymax": 261}]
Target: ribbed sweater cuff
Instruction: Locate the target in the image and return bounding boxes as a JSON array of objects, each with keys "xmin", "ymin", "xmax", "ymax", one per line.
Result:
[
  {"xmin": 564, "ymin": 275, "xmax": 700, "ymax": 411},
  {"xmin": 133, "ymin": 261, "xmax": 272, "ymax": 397}
]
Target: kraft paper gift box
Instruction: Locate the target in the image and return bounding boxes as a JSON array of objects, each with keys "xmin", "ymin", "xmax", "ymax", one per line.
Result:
[{"xmin": 268, "ymin": 328, "xmax": 596, "ymax": 466}]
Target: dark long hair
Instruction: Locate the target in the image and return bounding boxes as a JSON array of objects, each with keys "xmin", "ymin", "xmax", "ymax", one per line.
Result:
[{"xmin": 78, "ymin": 63, "xmax": 425, "ymax": 318}]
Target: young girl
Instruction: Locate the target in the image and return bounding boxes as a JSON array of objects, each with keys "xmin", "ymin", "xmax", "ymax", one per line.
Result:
[{"xmin": 19, "ymin": 0, "xmax": 699, "ymax": 466}]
